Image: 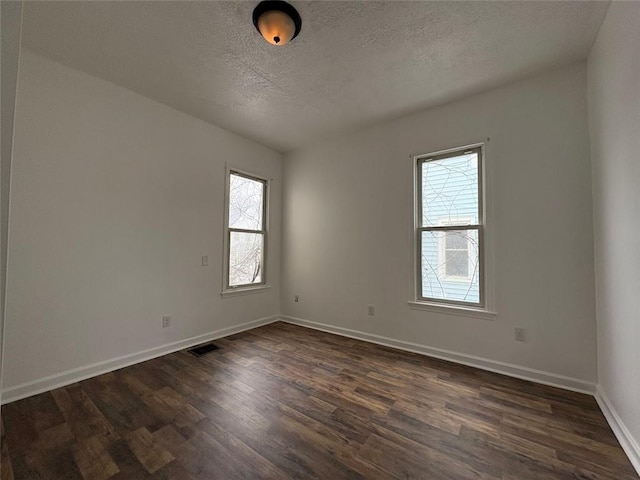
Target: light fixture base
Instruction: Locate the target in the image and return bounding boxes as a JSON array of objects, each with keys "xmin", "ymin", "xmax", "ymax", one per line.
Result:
[{"xmin": 252, "ymin": 0, "xmax": 302, "ymax": 45}]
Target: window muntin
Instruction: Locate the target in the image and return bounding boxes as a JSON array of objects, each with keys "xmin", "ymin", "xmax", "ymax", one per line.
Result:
[
  {"xmin": 416, "ymin": 146, "xmax": 484, "ymax": 307},
  {"xmin": 226, "ymin": 170, "xmax": 267, "ymax": 289}
]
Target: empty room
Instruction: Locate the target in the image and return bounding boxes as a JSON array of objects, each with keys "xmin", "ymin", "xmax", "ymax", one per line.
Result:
[{"xmin": 0, "ymin": 0, "xmax": 639, "ymax": 478}]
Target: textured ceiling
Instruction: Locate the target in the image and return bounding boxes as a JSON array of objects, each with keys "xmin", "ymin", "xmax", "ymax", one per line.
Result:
[{"xmin": 22, "ymin": 1, "xmax": 609, "ymax": 152}]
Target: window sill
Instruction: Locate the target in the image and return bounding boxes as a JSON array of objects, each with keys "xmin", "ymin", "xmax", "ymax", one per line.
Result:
[
  {"xmin": 407, "ymin": 300, "xmax": 496, "ymax": 320},
  {"xmin": 221, "ymin": 285, "xmax": 271, "ymax": 298}
]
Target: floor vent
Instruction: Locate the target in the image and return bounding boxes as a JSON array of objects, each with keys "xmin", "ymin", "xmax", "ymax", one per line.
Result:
[{"xmin": 188, "ymin": 343, "xmax": 220, "ymax": 357}]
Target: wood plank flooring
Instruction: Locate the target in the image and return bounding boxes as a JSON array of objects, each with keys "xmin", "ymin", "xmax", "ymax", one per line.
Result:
[{"xmin": 1, "ymin": 322, "xmax": 637, "ymax": 479}]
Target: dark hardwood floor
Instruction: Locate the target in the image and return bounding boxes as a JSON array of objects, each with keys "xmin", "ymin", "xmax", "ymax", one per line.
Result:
[{"xmin": 1, "ymin": 322, "xmax": 637, "ymax": 479}]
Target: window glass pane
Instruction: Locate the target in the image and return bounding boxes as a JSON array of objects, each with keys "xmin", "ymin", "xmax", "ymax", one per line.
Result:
[
  {"xmin": 229, "ymin": 232, "xmax": 263, "ymax": 286},
  {"xmin": 229, "ymin": 173, "xmax": 264, "ymax": 230},
  {"xmin": 421, "ymin": 229, "xmax": 479, "ymax": 304},
  {"xmin": 446, "ymin": 250, "xmax": 468, "ymax": 277},
  {"xmin": 421, "ymin": 153, "xmax": 478, "ymax": 227},
  {"xmin": 445, "ymin": 231, "xmax": 467, "ymax": 250}
]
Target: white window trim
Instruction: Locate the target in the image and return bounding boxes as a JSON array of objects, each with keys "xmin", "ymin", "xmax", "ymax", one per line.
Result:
[
  {"xmin": 220, "ymin": 285, "xmax": 272, "ymax": 298},
  {"xmin": 221, "ymin": 165, "xmax": 270, "ymax": 297},
  {"xmin": 407, "ymin": 300, "xmax": 496, "ymax": 320},
  {"xmin": 411, "ymin": 141, "xmax": 496, "ymax": 317}
]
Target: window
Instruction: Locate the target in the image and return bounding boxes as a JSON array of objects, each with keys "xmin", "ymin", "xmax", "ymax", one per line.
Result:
[
  {"xmin": 438, "ymin": 218, "xmax": 475, "ymax": 281},
  {"xmin": 415, "ymin": 145, "xmax": 484, "ymax": 307},
  {"xmin": 224, "ymin": 169, "xmax": 268, "ymax": 292}
]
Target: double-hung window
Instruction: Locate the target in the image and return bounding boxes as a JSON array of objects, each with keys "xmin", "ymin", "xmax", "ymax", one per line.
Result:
[
  {"xmin": 415, "ymin": 145, "xmax": 484, "ymax": 307},
  {"xmin": 223, "ymin": 169, "xmax": 268, "ymax": 292}
]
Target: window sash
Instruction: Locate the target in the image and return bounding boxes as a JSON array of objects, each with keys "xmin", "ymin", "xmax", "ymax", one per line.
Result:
[
  {"xmin": 417, "ymin": 225, "xmax": 484, "ymax": 307},
  {"xmin": 228, "ymin": 171, "xmax": 267, "ymax": 232},
  {"xmin": 225, "ymin": 170, "xmax": 268, "ymax": 291},
  {"xmin": 226, "ymin": 231, "xmax": 265, "ymax": 288},
  {"xmin": 228, "ymin": 227, "xmax": 265, "ymax": 234},
  {"xmin": 417, "ymin": 147, "xmax": 483, "ymax": 229},
  {"xmin": 415, "ymin": 145, "xmax": 484, "ymax": 307}
]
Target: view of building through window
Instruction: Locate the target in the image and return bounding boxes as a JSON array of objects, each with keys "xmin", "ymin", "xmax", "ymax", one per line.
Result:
[{"xmin": 418, "ymin": 148, "xmax": 482, "ymax": 305}]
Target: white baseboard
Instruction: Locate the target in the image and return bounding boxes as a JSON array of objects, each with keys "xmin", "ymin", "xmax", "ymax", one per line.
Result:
[
  {"xmin": 1, "ymin": 315, "xmax": 279, "ymax": 405},
  {"xmin": 279, "ymin": 315, "xmax": 596, "ymax": 395},
  {"xmin": 595, "ymin": 386, "xmax": 640, "ymax": 476}
]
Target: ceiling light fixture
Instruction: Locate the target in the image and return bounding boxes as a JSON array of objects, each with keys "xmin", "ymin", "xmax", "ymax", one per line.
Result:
[{"xmin": 252, "ymin": 0, "xmax": 302, "ymax": 46}]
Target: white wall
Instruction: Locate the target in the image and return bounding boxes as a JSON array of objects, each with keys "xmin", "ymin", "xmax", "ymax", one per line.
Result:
[
  {"xmin": 282, "ymin": 63, "xmax": 597, "ymax": 387},
  {"xmin": 588, "ymin": 0, "xmax": 640, "ymax": 470},
  {"xmin": 3, "ymin": 51, "xmax": 282, "ymax": 391},
  {"xmin": 0, "ymin": 1, "xmax": 23, "ymax": 402}
]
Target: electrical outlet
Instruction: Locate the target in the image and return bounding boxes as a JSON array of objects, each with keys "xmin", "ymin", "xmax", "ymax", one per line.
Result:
[
  {"xmin": 294, "ymin": 295, "xmax": 299, "ymax": 302},
  {"xmin": 201, "ymin": 256, "xmax": 208, "ymax": 266},
  {"xmin": 515, "ymin": 328, "xmax": 525, "ymax": 342},
  {"xmin": 367, "ymin": 304, "xmax": 375, "ymax": 316},
  {"xmin": 162, "ymin": 315, "xmax": 171, "ymax": 328}
]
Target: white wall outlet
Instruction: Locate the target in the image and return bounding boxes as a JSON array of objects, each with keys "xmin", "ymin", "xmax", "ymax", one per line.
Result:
[
  {"xmin": 162, "ymin": 315, "xmax": 171, "ymax": 328},
  {"xmin": 367, "ymin": 304, "xmax": 375, "ymax": 316},
  {"xmin": 294, "ymin": 295, "xmax": 299, "ymax": 302},
  {"xmin": 515, "ymin": 328, "xmax": 525, "ymax": 342},
  {"xmin": 201, "ymin": 255, "xmax": 208, "ymax": 266}
]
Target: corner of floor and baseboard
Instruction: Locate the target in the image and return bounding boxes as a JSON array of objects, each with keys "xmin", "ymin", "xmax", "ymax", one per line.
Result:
[
  {"xmin": 0, "ymin": 314, "xmax": 280, "ymax": 405},
  {"xmin": 278, "ymin": 315, "xmax": 596, "ymax": 395},
  {"xmin": 595, "ymin": 386, "xmax": 640, "ymax": 476},
  {"xmin": 278, "ymin": 314, "xmax": 640, "ymax": 477}
]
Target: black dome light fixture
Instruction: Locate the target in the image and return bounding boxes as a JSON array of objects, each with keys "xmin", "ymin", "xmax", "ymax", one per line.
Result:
[{"xmin": 252, "ymin": 0, "xmax": 302, "ymax": 46}]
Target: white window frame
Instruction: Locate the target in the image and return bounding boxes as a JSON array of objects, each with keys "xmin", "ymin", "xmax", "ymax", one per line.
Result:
[
  {"xmin": 413, "ymin": 144, "xmax": 486, "ymax": 310},
  {"xmin": 221, "ymin": 166, "xmax": 270, "ymax": 297}
]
